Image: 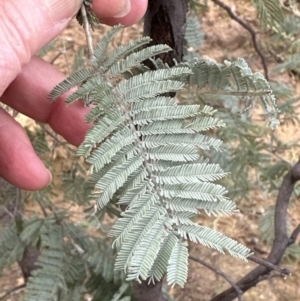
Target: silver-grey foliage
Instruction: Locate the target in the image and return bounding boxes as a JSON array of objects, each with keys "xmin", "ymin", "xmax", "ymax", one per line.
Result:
[{"xmin": 49, "ymin": 25, "xmax": 279, "ymax": 287}]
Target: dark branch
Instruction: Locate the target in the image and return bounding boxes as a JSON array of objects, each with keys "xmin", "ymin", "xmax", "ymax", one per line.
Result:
[
  {"xmin": 0, "ymin": 284, "xmax": 25, "ymax": 300},
  {"xmin": 210, "ymin": 160, "xmax": 300, "ymax": 301},
  {"xmin": 38, "ymin": 123, "xmax": 75, "ymax": 152},
  {"xmin": 288, "ymin": 223, "xmax": 300, "ymax": 246},
  {"xmin": 18, "ymin": 246, "xmax": 41, "ymax": 282},
  {"xmin": 258, "ymin": 273, "xmax": 286, "ymax": 282},
  {"xmin": 132, "ymin": 280, "xmax": 167, "ymax": 301},
  {"xmin": 36, "ymin": 199, "xmax": 48, "ymax": 217},
  {"xmin": 189, "ymin": 255, "xmax": 243, "ymax": 301},
  {"xmin": 210, "ymin": 0, "xmax": 269, "ymax": 80},
  {"xmin": 248, "ymin": 255, "xmax": 290, "ymax": 275}
]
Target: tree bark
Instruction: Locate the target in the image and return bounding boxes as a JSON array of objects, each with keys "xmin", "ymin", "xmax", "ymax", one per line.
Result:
[
  {"xmin": 133, "ymin": 280, "xmax": 166, "ymax": 301},
  {"xmin": 144, "ymin": 0, "xmax": 189, "ymax": 66}
]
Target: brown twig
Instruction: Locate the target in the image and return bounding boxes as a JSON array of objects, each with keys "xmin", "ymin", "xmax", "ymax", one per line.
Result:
[
  {"xmin": 210, "ymin": 0, "xmax": 269, "ymax": 80},
  {"xmin": 50, "ymin": 49, "xmax": 66, "ymax": 65},
  {"xmin": 36, "ymin": 199, "xmax": 48, "ymax": 217},
  {"xmin": 81, "ymin": 3, "xmax": 94, "ymax": 60},
  {"xmin": 0, "ymin": 284, "xmax": 25, "ymax": 300},
  {"xmin": 189, "ymin": 255, "xmax": 243, "ymax": 301},
  {"xmin": 37, "ymin": 123, "xmax": 75, "ymax": 152},
  {"xmin": 258, "ymin": 273, "xmax": 286, "ymax": 282},
  {"xmin": 252, "ymin": 247, "xmax": 268, "ymax": 255},
  {"xmin": 248, "ymin": 255, "xmax": 290, "ymax": 275},
  {"xmin": 49, "ymin": 45, "xmax": 73, "ymax": 65},
  {"xmin": 288, "ymin": 223, "xmax": 300, "ymax": 246},
  {"xmin": 210, "ymin": 160, "xmax": 300, "ymax": 301}
]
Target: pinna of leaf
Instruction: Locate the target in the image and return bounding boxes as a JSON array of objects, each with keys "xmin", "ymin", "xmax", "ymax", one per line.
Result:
[{"xmin": 49, "ymin": 25, "xmax": 280, "ymax": 287}]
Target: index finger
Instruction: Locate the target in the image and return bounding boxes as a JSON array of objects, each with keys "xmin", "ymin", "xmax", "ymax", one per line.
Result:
[{"xmin": 1, "ymin": 56, "xmax": 90, "ymax": 146}]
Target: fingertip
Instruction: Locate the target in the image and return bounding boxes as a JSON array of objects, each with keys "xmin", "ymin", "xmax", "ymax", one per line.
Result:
[
  {"xmin": 46, "ymin": 168, "xmax": 53, "ymax": 186},
  {"xmin": 18, "ymin": 154, "xmax": 53, "ymax": 191},
  {"xmin": 91, "ymin": 0, "xmax": 128, "ymax": 18},
  {"xmin": 1, "ymin": 150, "xmax": 52, "ymax": 191},
  {"xmin": 8, "ymin": 140, "xmax": 52, "ymax": 191},
  {"xmin": 95, "ymin": 0, "xmax": 148, "ymax": 26},
  {"xmin": 0, "ymin": 109, "xmax": 52, "ymax": 191}
]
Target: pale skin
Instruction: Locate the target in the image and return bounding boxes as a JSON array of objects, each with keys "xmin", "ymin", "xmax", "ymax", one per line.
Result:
[{"xmin": 0, "ymin": 0, "xmax": 148, "ymax": 190}]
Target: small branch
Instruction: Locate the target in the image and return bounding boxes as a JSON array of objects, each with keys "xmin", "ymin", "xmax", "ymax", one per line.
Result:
[
  {"xmin": 210, "ymin": 0, "xmax": 269, "ymax": 80},
  {"xmin": 36, "ymin": 199, "xmax": 48, "ymax": 217},
  {"xmin": 0, "ymin": 284, "xmax": 25, "ymax": 300},
  {"xmin": 201, "ymin": 89, "xmax": 272, "ymax": 97},
  {"xmin": 258, "ymin": 273, "xmax": 286, "ymax": 282},
  {"xmin": 189, "ymin": 255, "xmax": 243, "ymax": 301},
  {"xmin": 288, "ymin": 224, "xmax": 300, "ymax": 246},
  {"xmin": 265, "ymin": 149, "xmax": 294, "ymax": 167},
  {"xmin": 210, "ymin": 160, "xmax": 300, "ymax": 301},
  {"xmin": 37, "ymin": 123, "xmax": 75, "ymax": 152},
  {"xmin": 0, "ymin": 205, "xmax": 15, "ymax": 220},
  {"xmin": 248, "ymin": 255, "xmax": 290, "ymax": 275},
  {"xmin": 50, "ymin": 50, "xmax": 65, "ymax": 65},
  {"xmin": 50, "ymin": 43, "xmax": 73, "ymax": 69},
  {"xmin": 81, "ymin": 4, "xmax": 94, "ymax": 59},
  {"xmin": 253, "ymin": 247, "xmax": 268, "ymax": 255}
]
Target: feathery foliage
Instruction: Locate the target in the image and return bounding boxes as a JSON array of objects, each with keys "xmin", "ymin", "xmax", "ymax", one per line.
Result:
[
  {"xmin": 183, "ymin": 57, "xmax": 280, "ymax": 129},
  {"xmin": 49, "ymin": 25, "xmax": 264, "ymax": 286},
  {"xmin": 76, "ymin": 0, "xmax": 100, "ymax": 30},
  {"xmin": 0, "ymin": 222, "xmax": 24, "ymax": 274},
  {"xmin": 251, "ymin": 0, "xmax": 284, "ymax": 29},
  {"xmin": 166, "ymin": 241, "xmax": 188, "ymax": 288},
  {"xmin": 184, "ymin": 16, "xmax": 204, "ymax": 48},
  {"xmin": 3, "ymin": 1, "xmax": 299, "ymax": 299},
  {"xmin": 23, "ymin": 221, "xmax": 66, "ymax": 301},
  {"xmin": 2, "ymin": 0, "xmax": 299, "ymax": 299}
]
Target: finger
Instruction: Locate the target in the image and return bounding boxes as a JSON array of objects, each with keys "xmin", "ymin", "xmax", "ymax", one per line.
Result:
[
  {"xmin": 91, "ymin": 0, "xmax": 128, "ymax": 18},
  {"xmin": 0, "ymin": 0, "xmax": 82, "ymax": 96},
  {"xmin": 1, "ymin": 56, "xmax": 91, "ymax": 147},
  {"xmin": 0, "ymin": 108, "xmax": 52, "ymax": 190},
  {"xmin": 94, "ymin": 0, "xmax": 148, "ymax": 26},
  {"xmin": 0, "ymin": 0, "xmax": 139, "ymax": 96}
]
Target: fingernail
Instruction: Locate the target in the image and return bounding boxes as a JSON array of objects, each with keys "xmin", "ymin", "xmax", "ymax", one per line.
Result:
[
  {"xmin": 46, "ymin": 168, "xmax": 53, "ymax": 185},
  {"xmin": 113, "ymin": 0, "xmax": 131, "ymax": 18},
  {"xmin": 44, "ymin": 0, "xmax": 82, "ymax": 22}
]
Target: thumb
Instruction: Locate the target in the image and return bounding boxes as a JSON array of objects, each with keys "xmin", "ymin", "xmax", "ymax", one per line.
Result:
[{"xmin": 0, "ymin": 0, "xmax": 82, "ymax": 96}]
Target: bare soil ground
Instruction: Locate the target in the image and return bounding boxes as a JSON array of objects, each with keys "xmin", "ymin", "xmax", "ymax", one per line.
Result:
[{"xmin": 1, "ymin": 1, "xmax": 300, "ymax": 300}]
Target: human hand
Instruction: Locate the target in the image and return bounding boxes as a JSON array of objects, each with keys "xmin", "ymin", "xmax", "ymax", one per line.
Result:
[{"xmin": 0, "ymin": 0, "xmax": 148, "ymax": 190}]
